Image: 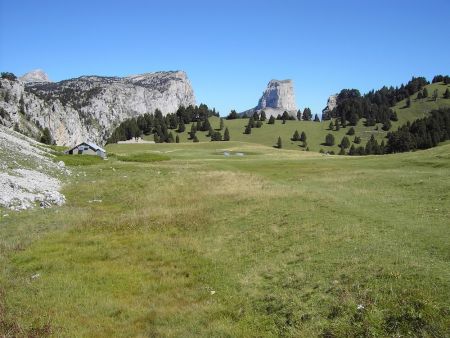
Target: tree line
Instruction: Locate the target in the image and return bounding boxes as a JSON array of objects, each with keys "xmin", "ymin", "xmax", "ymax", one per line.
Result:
[
  {"xmin": 106, "ymin": 104, "xmax": 224, "ymax": 144},
  {"xmin": 386, "ymin": 108, "xmax": 450, "ymax": 153},
  {"xmin": 227, "ymin": 108, "xmax": 320, "ymax": 121},
  {"xmin": 322, "ymin": 76, "xmax": 438, "ymax": 128}
]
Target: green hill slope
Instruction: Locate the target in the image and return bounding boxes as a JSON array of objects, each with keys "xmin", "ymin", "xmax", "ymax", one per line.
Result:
[{"xmin": 141, "ymin": 81, "xmax": 450, "ymax": 153}]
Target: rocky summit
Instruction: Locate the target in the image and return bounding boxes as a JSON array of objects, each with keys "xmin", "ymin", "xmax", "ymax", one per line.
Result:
[
  {"xmin": 242, "ymin": 79, "xmax": 298, "ymax": 118},
  {"xmin": 0, "ymin": 70, "xmax": 195, "ymax": 145},
  {"xmin": 19, "ymin": 69, "xmax": 51, "ymax": 83}
]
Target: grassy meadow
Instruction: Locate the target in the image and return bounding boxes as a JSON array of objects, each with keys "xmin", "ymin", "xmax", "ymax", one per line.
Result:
[
  {"xmin": 1, "ymin": 140, "xmax": 449, "ymax": 337},
  {"xmin": 142, "ymin": 81, "xmax": 450, "ymax": 154}
]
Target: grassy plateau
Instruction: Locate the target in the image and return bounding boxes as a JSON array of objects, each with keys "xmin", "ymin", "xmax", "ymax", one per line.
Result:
[{"xmin": 1, "ymin": 139, "xmax": 449, "ymax": 337}]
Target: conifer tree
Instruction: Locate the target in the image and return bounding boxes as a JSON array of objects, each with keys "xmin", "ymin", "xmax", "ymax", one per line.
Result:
[
  {"xmin": 423, "ymin": 87, "xmax": 429, "ymax": 98},
  {"xmin": 167, "ymin": 132, "xmax": 174, "ymax": 143},
  {"xmin": 260, "ymin": 110, "xmax": 266, "ymax": 121},
  {"xmin": 347, "ymin": 127, "xmax": 355, "ymax": 135},
  {"xmin": 349, "ymin": 144, "xmax": 356, "ymax": 155},
  {"xmin": 340, "ymin": 136, "xmax": 350, "ymax": 149},
  {"xmin": 406, "ymin": 97, "xmax": 411, "ymax": 107},
  {"xmin": 314, "ymin": 114, "xmax": 320, "ymax": 122},
  {"xmin": 224, "ymin": 127, "xmax": 230, "ymax": 141},
  {"xmin": 329, "ymin": 121, "xmax": 334, "ymax": 130},
  {"xmin": 300, "ymin": 131, "xmax": 306, "ymax": 142},
  {"xmin": 444, "ymin": 88, "xmax": 450, "ymax": 99},
  {"xmin": 244, "ymin": 123, "xmax": 252, "ymax": 134},
  {"xmin": 189, "ymin": 123, "xmax": 197, "ymax": 139},
  {"xmin": 175, "ymin": 135, "xmax": 180, "ymax": 143},
  {"xmin": 277, "ymin": 136, "xmax": 282, "ymax": 149},
  {"xmin": 268, "ymin": 115, "xmax": 275, "ymax": 124},
  {"xmin": 292, "ymin": 130, "xmax": 299, "ymax": 141},
  {"xmin": 432, "ymin": 89, "xmax": 439, "ymax": 101},
  {"xmin": 193, "ymin": 135, "xmax": 199, "ymax": 142},
  {"xmin": 219, "ymin": 118, "xmax": 224, "ymax": 130},
  {"xmin": 325, "ymin": 133, "xmax": 335, "ymax": 146},
  {"xmin": 177, "ymin": 121, "xmax": 185, "ymax": 133}
]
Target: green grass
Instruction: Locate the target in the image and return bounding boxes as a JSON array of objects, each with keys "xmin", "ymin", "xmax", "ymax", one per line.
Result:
[
  {"xmin": 116, "ymin": 152, "xmax": 170, "ymax": 163},
  {"xmin": 140, "ymin": 82, "xmax": 450, "ymax": 153},
  {"xmin": 392, "ymin": 82, "xmax": 450, "ymax": 126},
  {"xmin": 55, "ymin": 154, "xmax": 105, "ymax": 166},
  {"xmin": 1, "ymin": 141, "xmax": 449, "ymax": 337}
]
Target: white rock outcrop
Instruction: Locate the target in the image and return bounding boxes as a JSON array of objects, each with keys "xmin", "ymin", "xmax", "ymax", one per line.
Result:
[
  {"xmin": 19, "ymin": 69, "xmax": 51, "ymax": 83},
  {"xmin": 242, "ymin": 79, "xmax": 298, "ymax": 118},
  {"xmin": 321, "ymin": 94, "xmax": 338, "ymax": 120},
  {"xmin": 0, "ymin": 126, "xmax": 69, "ymax": 211},
  {"xmin": 0, "ymin": 70, "xmax": 196, "ymax": 145}
]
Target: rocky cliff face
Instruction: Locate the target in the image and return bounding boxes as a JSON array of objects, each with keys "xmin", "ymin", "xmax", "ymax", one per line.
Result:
[
  {"xmin": 321, "ymin": 94, "xmax": 337, "ymax": 120},
  {"xmin": 0, "ymin": 71, "xmax": 195, "ymax": 145},
  {"xmin": 242, "ymin": 79, "xmax": 297, "ymax": 118}
]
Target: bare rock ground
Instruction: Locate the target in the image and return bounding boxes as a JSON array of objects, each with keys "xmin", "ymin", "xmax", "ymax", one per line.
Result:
[{"xmin": 0, "ymin": 126, "xmax": 69, "ymax": 211}]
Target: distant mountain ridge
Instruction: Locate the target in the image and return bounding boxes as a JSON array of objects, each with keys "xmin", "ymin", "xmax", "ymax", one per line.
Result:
[{"xmin": 0, "ymin": 70, "xmax": 195, "ymax": 145}]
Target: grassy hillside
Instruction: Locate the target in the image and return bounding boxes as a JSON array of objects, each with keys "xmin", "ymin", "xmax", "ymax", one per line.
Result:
[
  {"xmin": 1, "ymin": 142, "xmax": 449, "ymax": 337},
  {"xmin": 392, "ymin": 81, "xmax": 450, "ymax": 125},
  {"xmin": 142, "ymin": 82, "xmax": 450, "ymax": 153}
]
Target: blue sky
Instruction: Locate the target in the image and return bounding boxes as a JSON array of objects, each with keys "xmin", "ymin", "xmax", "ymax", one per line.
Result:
[{"xmin": 1, "ymin": 0, "xmax": 449, "ymax": 116}]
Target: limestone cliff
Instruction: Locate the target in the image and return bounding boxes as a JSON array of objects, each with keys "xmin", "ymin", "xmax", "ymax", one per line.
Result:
[
  {"xmin": 0, "ymin": 71, "xmax": 195, "ymax": 145},
  {"xmin": 242, "ymin": 79, "xmax": 297, "ymax": 118}
]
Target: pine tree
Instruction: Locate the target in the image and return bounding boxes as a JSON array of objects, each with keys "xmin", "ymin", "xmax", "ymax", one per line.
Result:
[
  {"xmin": 444, "ymin": 88, "xmax": 450, "ymax": 99},
  {"xmin": 354, "ymin": 136, "xmax": 361, "ymax": 144},
  {"xmin": 193, "ymin": 135, "xmax": 199, "ymax": 142},
  {"xmin": 40, "ymin": 128, "xmax": 53, "ymax": 145},
  {"xmin": 325, "ymin": 133, "xmax": 335, "ymax": 146},
  {"xmin": 189, "ymin": 123, "xmax": 197, "ymax": 139},
  {"xmin": 224, "ymin": 127, "xmax": 230, "ymax": 141},
  {"xmin": 244, "ymin": 123, "xmax": 252, "ymax": 134},
  {"xmin": 167, "ymin": 132, "xmax": 174, "ymax": 143},
  {"xmin": 300, "ymin": 131, "xmax": 306, "ymax": 142},
  {"xmin": 276, "ymin": 136, "xmax": 282, "ymax": 149},
  {"xmin": 302, "ymin": 108, "xmax": 312, "ymax": 121},
  {"xmin": 433, "ymin": 89, "xmax": 438, "ymax": 101},
  {"xmin": 406, "ymin": 97, "xmax": 411, "ymax": 107},
  {"xmin": 349, "ymin": 144, "xmax": 356, "ymax": 155},
  {"xmin": 314, "ymin": 114, "xmax": 320, "ymax": 122},
  {"xmin": 219, "ymin": 118, "xmax": 224, "ymax": 130},
  {"xmin": 297, "ymin": 110, "xmax": 302, "ymax": 121},
  {"xmin": 417, "ymin": 91, "xmax": 423, "ymax": 100},
  {"xmin": 177, "ymin": 121, "xmax": 185, "ymax": 133},
  {"xmin": 382, "ymin": 120, "xmax": 392, "ymax": 131},
  {"xmin": 248, "ymin": 117, "xmax": 255, "ymax": 128},
  {"xmin": 292, "ymin": 130, "xmax": 299, "ymax": 141},
  {"xmin": 260, "ymin": 110, "xmax": 266, "ymax": 121},
  {"xmin": 175, "ymin": 135, "xmax": 180, "ymax": 143},
  {"xmin": 329, "ymin": 121, "xmax": 334, "ymax": 130},
  {"xmin": 347, "ymin": 127, "xmax": 355, "ymax": 135},
  {"xmin": 340, "ymin": 136, "xmax": 350, "ymax": 149},
  {"xmin": 268, "ymin": 116, "xmax": 275, "ymax": 124},
  {"xmin": 282, "ymin": 119, "xmax": 286, "ymax": 124},
  {"xmin": 335, "ymin": 119, "xmax": 340, "ymax": 131},
  {"xmin": 338, "ymin": 147, "xmax": 346, "ymax": 155},
  {"xmin": 211, "ymin": 131, "xmax": 222, "ymax": 141},
  {"xmin": 423, "ymin": 87, "xmax": 429, "ymax": 98}
]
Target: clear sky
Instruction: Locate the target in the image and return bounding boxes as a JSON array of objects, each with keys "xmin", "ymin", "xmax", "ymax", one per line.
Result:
[{"xmin": 1, "ymin": 0, "xmax": 449, "ymax": 116}]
